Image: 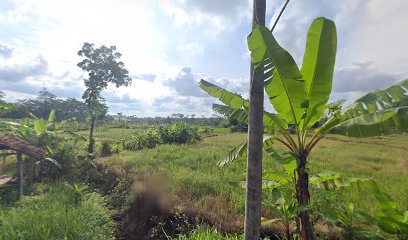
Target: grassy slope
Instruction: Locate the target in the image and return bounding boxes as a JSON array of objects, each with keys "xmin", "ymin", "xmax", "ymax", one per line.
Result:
[{"xmin": 101, "ymin": 130, "xmax": 407, "ymax": 228}]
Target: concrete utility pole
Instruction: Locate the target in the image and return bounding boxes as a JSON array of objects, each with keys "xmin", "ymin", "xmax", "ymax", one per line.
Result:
[{"xmin": 244, "ymin": 0, "xmax": 265, "ymax": 239}]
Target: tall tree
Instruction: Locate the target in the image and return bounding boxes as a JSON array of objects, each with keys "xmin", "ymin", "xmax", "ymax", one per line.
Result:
[
  {"xmin": 77, "ymin": 42, "xmax": 132, "ymax": 153},
  {"xmin": 245, "ymin": 0, "xmax": 266, "ymax": 239}
]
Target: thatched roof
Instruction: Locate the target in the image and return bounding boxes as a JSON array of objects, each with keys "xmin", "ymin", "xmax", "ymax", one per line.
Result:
[{"xmin": 0, "ymin": 134, "xmax": 46, "ymax": 159}]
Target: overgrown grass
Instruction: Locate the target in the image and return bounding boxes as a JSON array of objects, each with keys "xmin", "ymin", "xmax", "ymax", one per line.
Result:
[
  {"xmin": 101, "ymin": 132, "xmax": 407, "ymax": 224},
  {"xmin": 0, "ymin": 182, "xmax": 115, "ymax": 240},
  {"xmin": 174, "ymin": 227, "xmax": 243, "ymax": 239},
  {"xmin": 78, "ymin": 127, "xmax": 139, "ymax": 142}
]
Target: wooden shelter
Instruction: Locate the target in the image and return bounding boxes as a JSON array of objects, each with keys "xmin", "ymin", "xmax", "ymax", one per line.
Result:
[{"xmin": 0, "ymin": 134, "xmax": 46, "ymax": 196}]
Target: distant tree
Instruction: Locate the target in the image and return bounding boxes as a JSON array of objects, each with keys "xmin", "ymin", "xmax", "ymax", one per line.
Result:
[
  {"xmin": 3, "ymin": 89, "xmax": 88, "ymax": 121},
  {"xmin": 77, "ymin": 42, "xmax": 132, "ymax": 153},
  {"xmin": 59, "ymin": 97, "xmax": 88, "ymax": 122},
  {"xmin": 117, "ymin": 112, "xmax": 124, "ymax": 121},
  {"xmin": 36, "ymin": 88, "xmax": 59, "ymax": 119}
]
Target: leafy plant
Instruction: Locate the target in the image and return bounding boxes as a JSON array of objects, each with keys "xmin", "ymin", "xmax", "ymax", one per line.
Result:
[
  {"xmin": 370, "ymin": 184, "xmax": 408, "ymax": 239},
  {"xmin": 322, "ymin": 203, "xmax": 384, "ymax": 240},
  {"xmin": 100, "ymin": 141, "xmax": 113, "ymax": 157},
  {"xmin": 2, "ymin": 110, "xmax": 85, "ymax": 178},
  {"xmin": 263, "ymin": 187, "xmax": 299, "ymax": 240},
  {"xmin": 122, "ymin": 123, "xmax": 203, "ymax": 151},
  {"xmin": 200, "ymin": 16, "xmax": 408, "ymax": 239}
]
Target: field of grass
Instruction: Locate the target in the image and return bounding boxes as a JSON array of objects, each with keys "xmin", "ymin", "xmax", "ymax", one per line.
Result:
[
  {"xmin": 0, "ymin": 182, "xmax": 115, "ymax": 239},
  {"xmin": 98, "ymin": 129, "xmax": 407, "ymax": 235},
  {"xmin": 1, "ymin": 124, "xmax": 406, "ymax": 238},
  {"xmin": 78, "ymin": 126, "xmax": 230, "ymax": 143}
]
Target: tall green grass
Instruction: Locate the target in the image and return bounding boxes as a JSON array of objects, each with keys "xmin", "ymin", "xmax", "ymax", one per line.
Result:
[
  {"xmin": 103, "ymin": 133, "xmax": 408, "ymax": 217},
  {"xmin": 174, "ymin": 227, "xmax": 242, "ymax": 240},
  {"xmin": 0, "ymin": 182, "xmax": 115, "ymax": 240}
]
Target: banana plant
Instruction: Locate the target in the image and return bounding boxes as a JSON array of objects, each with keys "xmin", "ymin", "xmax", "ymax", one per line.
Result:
[
  {"xmin": 370, "ymin": 184, "xmax": 408, "ymax": 239},
  {"xmin": 1, "ymin": 110, "xmax": 85, "ymax": 177},
  {"xmin": 199, "ymin": 17, "xmax": 408, "ymax": 239},
  {"xmin": 322, "ymin": 203, "xmax": 384, "ymax": 240},
  {"xmin": 260, "ymin": 148, "xmax": 370, "ymax": 239}
]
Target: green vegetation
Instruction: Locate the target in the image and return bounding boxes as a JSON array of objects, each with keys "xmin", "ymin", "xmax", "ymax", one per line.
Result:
[
  {"xmin": 1, "ymin": 89, "xmax": 88, "ymax": 122},
  {"xmin": 100, "ymin": 132, "xmax": 407, "ymax": 220},
  {"xmin": 0, "ymin": 182, "xmax": 115, "ymax": 240},
  {"xmin": 122, "ymin": 122, "xmax": 202, "ymax": 151},
  {"xmin": 201, "ymin": 15, "xmax": 408, "ymax": 238},
  {"xmin": 77, "ymin": 42, "xmax": 132, "ymax": 153},
  {"xmin": 0, "ymin": 7, "xmax": 407, "ymax": 240},
  {"xmin": 3, "ymin": 110, "xmax": 84, "ymax": 177},
  {"xmin": 174, "ymin": 227, "xmax": 242, "ymax": 240}
]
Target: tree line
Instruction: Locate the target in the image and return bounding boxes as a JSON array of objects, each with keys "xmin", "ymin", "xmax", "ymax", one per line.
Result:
[{"xmin": 0, "ymin": 89, "xmax": 96, "ymax": 122}]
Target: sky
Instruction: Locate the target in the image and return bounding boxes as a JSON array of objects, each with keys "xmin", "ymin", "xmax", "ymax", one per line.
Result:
[{"xmin": 1, "ymin": 0, "xmax": 407, "ymax": 117}]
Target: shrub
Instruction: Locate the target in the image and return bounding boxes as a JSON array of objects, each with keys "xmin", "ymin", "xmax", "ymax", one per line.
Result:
[
  {"xmin": 122, "ymin": 122, "xmax": 202, "ymax": 151},
  {"xmin": 0, "ymin": 182, "xmax": 115, "ymax": 240},
  {"xmin": 100, "ymin": 141, "xmax": 113, "ymax": 157}
]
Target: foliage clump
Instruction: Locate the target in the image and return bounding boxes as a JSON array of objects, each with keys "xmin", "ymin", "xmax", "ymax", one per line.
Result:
[{"xmin": 122, "ymin": 122, "xmax": 202, "ymax": 151}]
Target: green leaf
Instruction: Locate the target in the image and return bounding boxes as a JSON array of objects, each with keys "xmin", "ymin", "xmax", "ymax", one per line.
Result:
[
  {"xmin": 248, "ymin": 24, "xmax": 308, "ymax": 124},
  {"xmin": 199, "ymin": 79, "xmax": 249, "ymax": 109},
  {"xmin": 328, "ymin": 106, "xmax": 408, "ymax": 137},
  {"xmin": 309, "ymin": 171, "xmax": 341, "ymax": 185},
  {"xmin": 264, "ymin": 147, "xmax": 296, "ymax": 177},
  {"xmin": 33, "ymin": 119, "xmax": 47, "ymax": 134},
  {"xmin": 48, "ymin": 109, "xmax": 56, "ymax": 123},
  {"xmin": 218, "ymin": 136, "xmax": 276, "ymax": 166},
  {"xmin": 44, "ymin": 157, "xmax": 62, "ymax": 170},
  {"xmin": 218, "ymin": 142, "xmax": 247, "ymax": 166},
  {"xmin": 301, "ymin": 17, "xmax": 337, "ymax": 128},
  {"xmin": 212, "ymin": 104, "xmax": 288, "ymax": 131},
  {"xmin": 263, "ymin": 172, "xmax": 292, "ymax": 185},
  {"xmin": 212, "ymin": 104, "xmax": 249, "ymax": 124},
  {"xmin": 343, "ymin": 79, "xmax": 408, "ymax": 118}
]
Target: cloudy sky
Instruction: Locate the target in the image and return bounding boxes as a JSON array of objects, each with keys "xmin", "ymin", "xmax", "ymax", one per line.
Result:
[{"xmin": 1, "ymin": 0, "xmax": 407, "ymax": 116}]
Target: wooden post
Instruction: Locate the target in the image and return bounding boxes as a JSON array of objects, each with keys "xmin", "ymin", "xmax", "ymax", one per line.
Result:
[
  {"xmin": 16, "ymin": 152, "xmax": 23, "ymax": 197},
  {"xmin": 27, "ymin": 157, "xmax": 33, "ymax": 184}
]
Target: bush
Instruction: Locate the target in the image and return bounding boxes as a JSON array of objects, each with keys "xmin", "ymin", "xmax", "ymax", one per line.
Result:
[
  {"xmin": 100, "ymin": 141, "xmax": 113, "ymax": 157},
  {"xmin": 0, "ymin": 182, "xmax": 115, "ymax": 240},
  {"xmin": 123, "ymin": 122, "xmax": 202, "ymax": 151}
]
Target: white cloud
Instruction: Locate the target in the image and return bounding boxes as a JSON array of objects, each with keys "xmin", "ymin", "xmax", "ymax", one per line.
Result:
[
  {"xmin": 177, "ymin": 43, "xmax": 205, "ymax": 60},
  {"xmin": 348, "ymin": 0, "xmax": 408, "ymax": 75},
  {"xmin": 158, "ymin": 0, "xmax": 252, "ymax": 37},
  {"xmin": 1, "ymin": 0, "xmax": 408, "ymax": 117}
]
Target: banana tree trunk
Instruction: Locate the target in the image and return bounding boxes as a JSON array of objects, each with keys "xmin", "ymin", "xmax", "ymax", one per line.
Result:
[
  {"xmin": 296, "ymin": 158, "xmax": 314, "ymax": 240},
  {"xmin": 244, "ymin": 0, "xmax": 265, "ymax": 239},
  {"xmin": 88, "ymin": 115, "xmax": 96, "ymax": 153}
]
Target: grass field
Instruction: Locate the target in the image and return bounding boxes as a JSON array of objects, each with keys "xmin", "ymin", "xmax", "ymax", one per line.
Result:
[
  {"xmin": 0, "ymin": 182, "xmax": 115, "ymax": 239},
  {"xmin": 2, "ymin": 126, "xmax": 406, "ymax": 238},
  {"xmin": 96, "ymin": 128, "xmax": 407, "ymax": 235}
]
